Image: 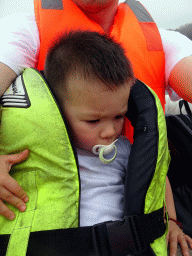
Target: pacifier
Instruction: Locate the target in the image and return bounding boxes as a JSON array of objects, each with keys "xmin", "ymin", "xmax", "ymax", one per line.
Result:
[{"xmin": 92, "ymin": 139, "xmax": 118, "ymax": 164}]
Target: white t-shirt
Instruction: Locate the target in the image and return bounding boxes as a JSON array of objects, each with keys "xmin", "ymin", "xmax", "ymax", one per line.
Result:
[
  {"xmin": 0, "ymin": 12, "xmax": 192, "ymax": 99},
  {"xmin": 77, "ymin": 135, "xmax": 131, "ymax": 227}
]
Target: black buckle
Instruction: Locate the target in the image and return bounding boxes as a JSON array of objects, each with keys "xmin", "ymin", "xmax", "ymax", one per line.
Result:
[
  {"xmin": 105, "ymin": 216, "xmax": 147, "ymax": 255},
  {"xmin": 106, "ymin": 207, "xmax": 166, "ymax": 255}
]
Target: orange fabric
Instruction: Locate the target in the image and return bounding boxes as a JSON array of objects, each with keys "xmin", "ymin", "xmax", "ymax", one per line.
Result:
[
  {"xmin": 34, "ymin": 0, "xmax": 165, "ymax": 143},
  {"xmin": 34, "ymin": 0, "xmax": 103, "ymax": 70}
]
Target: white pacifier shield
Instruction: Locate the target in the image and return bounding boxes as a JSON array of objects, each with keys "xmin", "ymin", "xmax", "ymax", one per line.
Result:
[{"xmin": 92, "ymin": 139, "xmax": 118, "ymax": 164}]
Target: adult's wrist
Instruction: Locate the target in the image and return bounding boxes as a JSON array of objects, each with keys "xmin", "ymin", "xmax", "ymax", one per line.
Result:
[{"xmin": 169, "ymin": 217, "xmax": 183, "ymax": 231}]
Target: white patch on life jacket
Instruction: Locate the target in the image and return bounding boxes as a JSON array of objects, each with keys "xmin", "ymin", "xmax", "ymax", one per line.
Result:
[{"xmin": 0, "ymin": 75, "xmax": 31, "ymax": 108}]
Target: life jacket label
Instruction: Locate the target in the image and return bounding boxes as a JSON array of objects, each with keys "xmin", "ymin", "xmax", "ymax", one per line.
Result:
[{"xmin": 0, "ymin": 75, "xmax": 31, "ymax": 108}]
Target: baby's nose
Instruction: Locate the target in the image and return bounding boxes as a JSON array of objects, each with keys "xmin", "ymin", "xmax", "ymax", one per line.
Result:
[{"xmin": 100, "ymin": 123, "xmax": 116, "ymax": 139}]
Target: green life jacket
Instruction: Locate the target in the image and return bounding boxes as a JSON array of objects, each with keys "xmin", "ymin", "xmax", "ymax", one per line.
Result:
[{"xmin": 0, "ymin": 68, "xmax": 170, "ymax": 256}]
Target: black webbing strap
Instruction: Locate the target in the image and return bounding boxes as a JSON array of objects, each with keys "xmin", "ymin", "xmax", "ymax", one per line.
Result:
[
  {"xmin": 179, "ymin": 100, "xmax": 192, "ymax": 120},
  {"xmin": 26, "ymin": 207, "xmax": 166, "ymax": 255},
  {"xmin": 106, "ymin": 206, "xmax": 166, "ymax": 255},
  {"xmin": 26, "ymin": 224, "xmax": 112, "ymax": 256}
]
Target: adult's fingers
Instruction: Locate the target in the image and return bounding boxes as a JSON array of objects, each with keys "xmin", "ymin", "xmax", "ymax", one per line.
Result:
[
  {"xmin": 0, "ymin": 185, "xmax": 27, "ymax": 214},
  {"xmin": 6, "ymin": 149, "xmax": 29, "ymax": 170},
  {"xmin": 0, "ymin": 198, "xmax": 16, "ymax": 220},
  {"xmin": 168, "ymin": 234, "xmax": 178, "ymax": 256},
  {"xmin": 2, "ymin": 174, "xmax": 28, "ymax": 203},
  {"xmin": 185, "ymin": 234, "xmax": 192, "ymax": 249},
  {"xmin": 178, "ymin": 234, "xmax": 191, "ymax": 256}
]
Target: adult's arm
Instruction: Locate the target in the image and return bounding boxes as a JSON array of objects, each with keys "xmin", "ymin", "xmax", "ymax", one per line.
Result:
[
  {"xmin": 168, "ymin": 23, "xmax": 192, "ymax": 102},
  {"xmin": 168, "ymin": 56, "xmax": 192, "ymax": 102},
  {"xmin": 159, "ymin": 28, "xmax": 192, "ymax": 102},
  {"xmin": 0, "ymin": 12, "xmax": 40, "ymax": 96},
  {"xmin": 0, "ymin": 63, "xmax": 17, "ymax": 97}
]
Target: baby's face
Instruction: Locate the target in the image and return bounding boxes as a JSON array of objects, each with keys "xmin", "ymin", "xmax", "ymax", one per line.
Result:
[{"xmin": 61, "ymin": 75, "xmax": 131, "ymax": 152}]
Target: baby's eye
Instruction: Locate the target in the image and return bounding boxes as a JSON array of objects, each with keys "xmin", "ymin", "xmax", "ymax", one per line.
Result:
[
  {"xmin": 86, "ymin": 119, "xmax": 100, "ymax": 124},
  {"xmin": 115, "ymin": 115, "xmax": 124, "ymax": 120}
]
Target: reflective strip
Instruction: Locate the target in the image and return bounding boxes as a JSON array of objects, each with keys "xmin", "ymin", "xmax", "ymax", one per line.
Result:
[
  {"xmin": 125, "ymin": 0, "xmax": 154, "ymax": 22},
  {"xmin": 42, "ymin": 0, "xmax": 63, "ymax": 10}
]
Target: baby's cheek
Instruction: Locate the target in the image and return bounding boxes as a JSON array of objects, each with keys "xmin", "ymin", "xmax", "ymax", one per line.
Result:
[{"xmin": 76, "ymin": 133, "xmax": 95, "ymax": 152}]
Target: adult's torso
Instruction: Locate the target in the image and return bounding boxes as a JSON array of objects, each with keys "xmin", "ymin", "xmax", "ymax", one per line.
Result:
[{"xmin": 34, "ymin": 0, "xmax": 165, "ymax": 141}]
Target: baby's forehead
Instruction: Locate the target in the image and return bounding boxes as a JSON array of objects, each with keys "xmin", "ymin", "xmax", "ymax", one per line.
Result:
[
  {"xmin": 63, "ymin": 74, "xmax": 131, "ymax": 106},
  {"xmin": 66, "ymin": 74, "xmax": 131, "ymax": 91},
  {"xmin": 65, "ymin": 86, "xmax": 129, "ymax": 116}
]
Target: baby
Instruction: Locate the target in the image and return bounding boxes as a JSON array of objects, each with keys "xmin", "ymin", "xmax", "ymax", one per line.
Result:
[{"xmin": 43, "ymin": 31, "xmax": 134, "ymax": 226}]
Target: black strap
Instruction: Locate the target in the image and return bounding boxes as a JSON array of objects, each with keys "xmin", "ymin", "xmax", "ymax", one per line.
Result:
[
  {"xmin": 106, "ymin": 206, "xmax": 166, "ymax": 255},
  {"xmin": 0, "ymin": 208, "xmax": 165, "ymax": 256},
  {"xmin": 179, "ymin": 100, "xmax": 192, "ymax": 120},
  {"xmin": 26, "ymin": 208, "xmax": 165, "ymax": 256},
  {"xmin": 26, "ymin": 225, "xmax": 111, "ymax": 256}
]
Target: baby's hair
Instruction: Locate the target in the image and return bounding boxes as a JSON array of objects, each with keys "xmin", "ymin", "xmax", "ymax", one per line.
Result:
[{"xmin": 44, "ymin": 30, "xmax": 135, "ymax": 91}]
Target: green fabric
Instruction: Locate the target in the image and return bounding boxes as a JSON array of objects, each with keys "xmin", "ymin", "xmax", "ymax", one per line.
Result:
[
  {"xmin": 144, "ymin": 85, "xmax": 170, "ymax": 256},
  {"xmin": 0, "ymin": 68, "xmax": 80, "ymax": 255}
]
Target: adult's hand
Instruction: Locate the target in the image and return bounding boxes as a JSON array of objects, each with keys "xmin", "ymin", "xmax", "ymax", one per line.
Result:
[
  {"xmin": 0, "ymin": 149, "xmax": 29, "ymax": 220},
  {"xmin": 167, "ymin": 220, "xmax": 192, "ymax": 256}
]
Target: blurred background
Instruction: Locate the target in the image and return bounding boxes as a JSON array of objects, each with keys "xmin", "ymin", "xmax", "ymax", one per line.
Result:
[{"xmin": 0, "ymin": 0, "xmax": 191, "ymax": 29}]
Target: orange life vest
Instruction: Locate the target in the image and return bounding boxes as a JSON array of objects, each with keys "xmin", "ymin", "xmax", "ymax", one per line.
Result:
[{"xmin": 34, "ymin": 0, "xmax": 165, "ymax": 142}]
